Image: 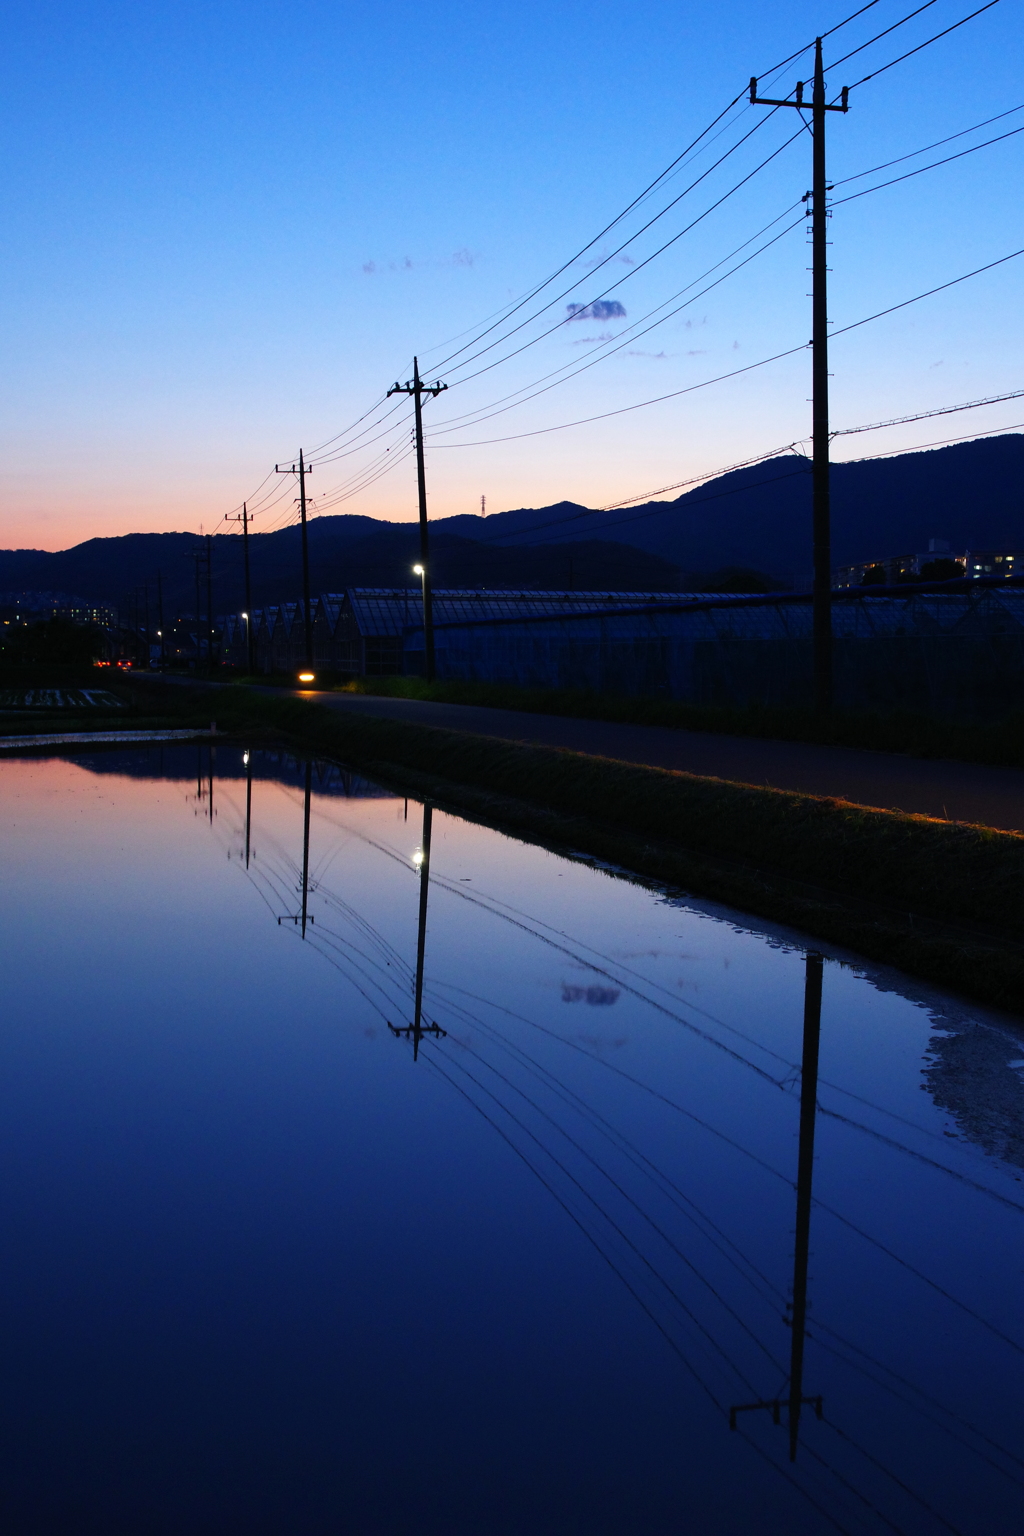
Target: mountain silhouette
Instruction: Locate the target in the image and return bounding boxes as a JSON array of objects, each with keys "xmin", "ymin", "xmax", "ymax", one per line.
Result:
[{"xmin": 3, "ymin": 432, "xmax": 1020, "ymax": 612}]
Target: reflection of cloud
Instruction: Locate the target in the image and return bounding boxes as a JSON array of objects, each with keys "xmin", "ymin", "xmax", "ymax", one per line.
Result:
[
  {"xmin": 627, "ymin": 350, "xmax": 669, "ymax": 359},
  {"xmin": 571, "ymin": 332, "xmax": 613, "ymax": 345},
  {"xmin": 566, "ymin": 300, "xmax": 626, "ymax": 321},
  {"xmin": 451, "ymin": 247, "xmax": 475, "ymax": 267},
  {"xmin": 562, "ymin": 983, "xmax": 621, "ymax": 1005}
]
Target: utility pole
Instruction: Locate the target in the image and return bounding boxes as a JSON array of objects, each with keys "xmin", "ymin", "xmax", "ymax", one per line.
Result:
[
  {"xmin": 750, "ymin": 40, "xmax": 848, "ymax": 713},
  {"xmin": 275, "ymin": 452, "xmax": 314, "ymax": 670},
  {"xmin": 157, "ymin": 571, "xmax": 165, "ymax": 668},
  {"xmin": 206, "ymin": 533, "xmax": 214, "ymax": 674},
  {"xmin": 143, "ymin": 584, "xmax": 150, "ymax": 669},
  {"xmin": 388, "ymin": 358, "xmax": 447, "ymax": 681},
  {"xmin": 227, "ymin": 501, "xmax": 255, "ymax": 673}
]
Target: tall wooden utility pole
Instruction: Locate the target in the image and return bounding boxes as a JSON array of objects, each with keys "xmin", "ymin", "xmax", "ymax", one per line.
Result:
[
  {"xmin": 275, "ymin": 451, "xmax": 314, "ymax": 669},
  {"xmin": 228, "ymin": 501, "xmax": 254, "ymax": 673},
  {"xmin": 388, "ymin": 358, "xmax": 447, "ymax": 681},
  {"xmin": 751, "ymin": 40, "xmax": 848, "ymax": 712},
  {"xmin": 157, "ymin": 571, "xmax": 165, "ymax": 667}
]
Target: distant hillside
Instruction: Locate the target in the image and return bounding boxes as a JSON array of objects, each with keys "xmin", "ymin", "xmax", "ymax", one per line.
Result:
[
  {"xmin": 0, "ymin": 527, "xmax": 685, "ymax": 615},
  {"xmin": 436, "ymin": 434, "xmax": 1024, "ymax": 584},
  {"xmin": 2, "ymin": 432, "xmax": 1020, "ymax": 609}
]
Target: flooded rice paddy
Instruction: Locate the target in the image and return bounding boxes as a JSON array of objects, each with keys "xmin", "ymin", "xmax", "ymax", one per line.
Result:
[{"xmin": 2, "ymin": 744, "xmax": 1024, "ymax": 1534}]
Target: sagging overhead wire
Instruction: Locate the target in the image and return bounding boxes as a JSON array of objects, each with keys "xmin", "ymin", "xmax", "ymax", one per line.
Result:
[
  {"xmin": 427, "ymin": 211, "xmax": 806, "ymax": 440},
  {"xmin": 844, "ymin": 0, "xmax": 1003, "ymax": 90},
  {"xmin": 826, "ymin": 0, "xmax": 942, "ymax": 70},
  {"xmin": 832, "ymin": 120, "xmax": 1024, "ymax": 207},
  {"xmin": 427, "ymin": 242, "xmax": 1024, "ymax": 453},
  {"xmin": 440, "ymin": 112, "xmax": 798, "ymax": 389}
]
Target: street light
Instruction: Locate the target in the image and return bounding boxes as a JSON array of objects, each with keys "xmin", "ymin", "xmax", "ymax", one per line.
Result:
[{"xmin": 412, "ymin": 564, "xmax": 429, "ymax": 678}]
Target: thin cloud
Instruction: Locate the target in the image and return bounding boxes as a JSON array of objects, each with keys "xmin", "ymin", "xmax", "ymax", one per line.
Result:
[{"xmin": 566, "ymin": 300, "xmax": 626, "ymax": 322}]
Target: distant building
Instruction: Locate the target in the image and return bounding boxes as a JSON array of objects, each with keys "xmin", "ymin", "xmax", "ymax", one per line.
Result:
[
  {"xmin": 221, "ymin": 589, "xmax": 719, "ymax": 677},
  {"xmin": 0, "ymin": 591, "xmax": 116, "ymax": 626},
  {"xmin": 835, "ymin": 539, "xmax": 1024, "ymax": 587}
]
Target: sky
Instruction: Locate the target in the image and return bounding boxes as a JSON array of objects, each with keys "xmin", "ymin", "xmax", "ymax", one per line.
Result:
[{"xmin": 1, "ymin": 0, "xmax": 1021, "ymax": 551}]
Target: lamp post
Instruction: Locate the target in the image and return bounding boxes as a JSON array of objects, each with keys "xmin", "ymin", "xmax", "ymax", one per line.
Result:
[{"xmin": 413, "ymin": 564, "xmax": 429, "ymax": 680}]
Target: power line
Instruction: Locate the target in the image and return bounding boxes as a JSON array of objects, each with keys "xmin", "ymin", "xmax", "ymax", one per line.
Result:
[
  {"xmin": 846, "ymin": 0, "xmax": 1003, "ymax": 90},
  {"xmin": 832, "ymin": 120, "xmax": 1024, "ymax": 206},
  {"xmin": 833, "ymin": 101, "xmax": 1024, "ymax": 186},
  {"xmin": 443, "ymin": 114, "xmax": 801, "ymax": 389},
  {"xmin": 826, "ymin": 0, "xmax": 942, "ymax": 70}
]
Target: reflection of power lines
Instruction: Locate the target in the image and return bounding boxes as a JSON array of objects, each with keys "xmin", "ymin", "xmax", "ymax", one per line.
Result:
[
  {"xmin": 200, "ymin": 770, "xmax": 1024, "ymax": 1523},
  {"xmin": 388, "ymin": 803, "xmax": 446, "ymax": 1059}
]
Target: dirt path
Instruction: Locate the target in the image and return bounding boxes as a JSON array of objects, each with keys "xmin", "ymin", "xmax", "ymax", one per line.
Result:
[{"xmin": 300, "ymin": 689, "xmax": 1024, "ymax": 832}]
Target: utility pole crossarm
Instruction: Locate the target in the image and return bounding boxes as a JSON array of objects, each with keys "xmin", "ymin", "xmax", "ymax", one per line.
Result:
[{"xmin": 748, "ymin": 78, "xmax": 849, "ymax": 111}]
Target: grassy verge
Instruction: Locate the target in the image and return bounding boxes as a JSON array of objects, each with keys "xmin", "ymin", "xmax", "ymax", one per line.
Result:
[
  {"xmin": 116, "ymin": 679, "xmax": 1024, "ymax": 1012},
  {"xmin": 336, "ymin": 675, "xmax": 1024, "ymax": 768}
]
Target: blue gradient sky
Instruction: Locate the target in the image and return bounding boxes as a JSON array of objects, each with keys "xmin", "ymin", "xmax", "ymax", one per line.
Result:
[{"xmin": 1, "ymin": 0, "xmax": 1020, "ymax": 550}]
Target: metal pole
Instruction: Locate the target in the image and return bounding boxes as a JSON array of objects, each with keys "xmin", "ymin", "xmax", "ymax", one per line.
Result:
[
  {"xmin": 157, "ymin": 572, "xmax": 165, "ymax": 667},
  {"xmin": 298, "ymin": 450, "xmax": 313, "ymax": 669}
]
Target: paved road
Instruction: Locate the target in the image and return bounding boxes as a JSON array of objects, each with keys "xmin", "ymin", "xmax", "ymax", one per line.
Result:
[{"xmin": 298, "ymin": 689, "xmax": 1024, "ymax": 833}]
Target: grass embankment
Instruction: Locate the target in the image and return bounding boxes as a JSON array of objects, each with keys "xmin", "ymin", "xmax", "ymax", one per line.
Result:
[
  {"xmin": 121, "ymin": 680, "xmax": 1024, "ymax": 1012},
  {"xmin": 338, "ymin": 675, "xmax": 1024, "ymax": 769}
]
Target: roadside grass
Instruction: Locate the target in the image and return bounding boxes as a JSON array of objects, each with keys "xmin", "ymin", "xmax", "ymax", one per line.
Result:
[{"xmin": 337, "ymin": 675, "xmax": 1024, "ymax": 768}]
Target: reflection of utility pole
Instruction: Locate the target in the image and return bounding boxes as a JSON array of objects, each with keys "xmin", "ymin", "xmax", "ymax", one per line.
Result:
[
  {"xmin": 387, "ymin": 358, "xmax": 447, "ymax": 681},
  {"xmin": 730, "ymin": 952, "xmax": 824, "ymax": 1457},
  {"xmin": 750, "ymin": 40, "xmax": 848, "ymax": 713},
  {"xmin": 244, "ymin": 750, "xmax": 252, "ymax": 868},
  {"xmin": 787, "ymin": 952, "xmax": 823, "ymax": 1460},
  {"xmin": 300, "ymin": 760, "xmax": 311, "ymax": 938},
  {"xmin": 277, "ymin": 761, "xmax": 314, "ymax": 936},
  {"xmin": 389, "ymin": 802, "xmax": 446, "ymax": 1059}
]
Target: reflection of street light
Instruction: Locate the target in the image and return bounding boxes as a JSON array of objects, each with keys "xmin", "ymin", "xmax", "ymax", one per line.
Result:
[{"xmin": 412, "ymin": 849, "xmax": 424, "ymax": 866}]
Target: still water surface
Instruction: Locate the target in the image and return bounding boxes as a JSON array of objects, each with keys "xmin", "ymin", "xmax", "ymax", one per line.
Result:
[{"xmin": 2, "ymin": 745, "xmax": 1024, "ymax": 1534}]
